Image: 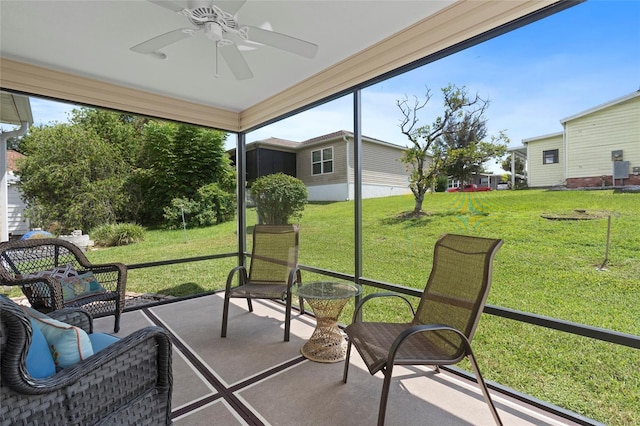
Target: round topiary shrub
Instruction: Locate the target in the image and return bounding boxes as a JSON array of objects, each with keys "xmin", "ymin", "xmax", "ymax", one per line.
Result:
[{"xmin": 249, "ymin": 173, "xmax": 308, "ymax": 225}]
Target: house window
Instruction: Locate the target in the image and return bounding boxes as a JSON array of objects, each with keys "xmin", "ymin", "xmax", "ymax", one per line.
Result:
[
  {"xmin": 543, "ymin": 149, "xmax": 559, "ymax": 164},
  {"xmin": 312, "ymin": 147, "xmax": 333, "ymax": 175}
]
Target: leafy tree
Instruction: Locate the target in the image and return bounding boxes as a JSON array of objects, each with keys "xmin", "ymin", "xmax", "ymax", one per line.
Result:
[
  {"xmin": 17, "ymin": 124, "xmax": 128, "ymax": 233},
  {"xmin": 250, "ymin": 173, "xmax": 308, "ymax": 225},
  {"xmin": 397, "ymin": 84, "xmax": 506, "ymax": 214},
  {"xmin": 134, "ymin": 122, "xmax": 235, "ymax": 225},
  {"xmin": 68, "ymin": 108, "xmax": 149, "ymax": 222},
  {"xmin": 69, "ymin": 107, "xmax": 148, "ymax": 165},
  {"xmin": 501, "ymin": 156, "xmax": 526, "ymax": 175},
  {"xmin": 438, "ymin": 115, "xmax": 508, "ymax": 185}
]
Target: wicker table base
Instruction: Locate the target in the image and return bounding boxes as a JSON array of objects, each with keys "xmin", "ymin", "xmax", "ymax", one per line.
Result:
[
  {"xmin": 294, "ymin": 281, "xmax": 362, "ymax": 363},
  {"xmin": 301, "ymin": 298, "xmax": 351, "ymax": 363}
]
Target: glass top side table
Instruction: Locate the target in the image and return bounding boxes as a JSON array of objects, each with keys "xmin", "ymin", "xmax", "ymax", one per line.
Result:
[{"xmin": 293, "ymin": 281, "xmax": 362, "ymax": 363}]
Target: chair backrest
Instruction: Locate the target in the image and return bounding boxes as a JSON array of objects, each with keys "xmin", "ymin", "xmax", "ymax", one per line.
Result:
[
  {"xmin": 413, "ymin": 234, "xmax": 503, "ymax": 342},
  {"xmin": 247, "ymin": 224, "xmax": 299, "ymax": 285},
  {"xmin": 0, "ymin": 238, "xmax": 89, "ymax": 279}
]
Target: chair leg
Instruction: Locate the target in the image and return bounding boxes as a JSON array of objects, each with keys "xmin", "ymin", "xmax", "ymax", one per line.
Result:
[
  {"xmin": 247, "ymin": 298, "xmax": 253, "ymax": 312},
  {"xmin": 377, "ymin": 366, "xmax": 394, "ymax": 426},
  {"xmin": 342, "ymin": 340, "xmax": 352, "ymax": 383},
  {"xmin": 221, "ymin": 292, "xmax": 230, "ymax": 338},
  {"xmin": 284, "ymin": 293, "xmax": 292, "ymax": 342},
  {"xmin": 467, "ymin": 353, "xmax": 503, "ymax": 426},
  {"xmin": 113, "ymin": 312, "xmax": 120, "ymax": 334},
  {"xmin": 298, "ymin": 296, "xmax": 305, "ymax": 315}
]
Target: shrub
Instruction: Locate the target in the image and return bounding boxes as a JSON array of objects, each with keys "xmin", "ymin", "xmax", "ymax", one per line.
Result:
[
  {"xmin": 163, "ymin": 183, "xmax": 235, "ymax": 229},
  {"xmin": 435, "ymin": 175, "xmax": 448, "ymax": 192},
  {"xmin": 91, "ymin": 223, "xmax": 145, "ymax": 247},
  {"xmin": 196, "ymin": 183, "xmax": 236, "ymax": 224},
  {"xmin": 250, "ymin": 173, "xmax": 308, "ymax": 224}
]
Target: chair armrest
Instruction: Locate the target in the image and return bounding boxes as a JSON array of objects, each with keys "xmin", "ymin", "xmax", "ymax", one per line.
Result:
[
  {"xmin": 225, "ymin": 265, "xmax": 248, "ymax": 291},
  {"xmin": 7, "ymin": 276, "xmax": 65, "ymax": 311},
  {"xmin": 352, "ymin": 292, "xmax": 415, "ymax": 323},
  {"xmin": 5, "ymin": 326, "xmax": 172, "ymax": 399},
  {"xmin": 82, "ymin": 262, "xmax": 128, "ymax": 295},
  {"xmin": 286, "ymin": 267, "xmax": 302, "ymax": 289},
  {"xmin": 48, "ymin": 308, "xmax": 93, "ymax": 334},
  {"xmin": 387, "ymin": 323, "xmax": 471, "ymax": 366}
]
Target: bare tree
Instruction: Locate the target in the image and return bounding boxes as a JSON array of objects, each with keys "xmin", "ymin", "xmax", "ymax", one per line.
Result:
[{"xmin": 398, "ymin": 84, "xmax": 489, "ymax": 214}]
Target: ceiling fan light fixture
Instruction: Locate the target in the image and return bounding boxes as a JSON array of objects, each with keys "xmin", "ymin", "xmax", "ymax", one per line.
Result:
[{"xmin": 205, "ymin": 21, "xmax": 222, "ymax": 40}]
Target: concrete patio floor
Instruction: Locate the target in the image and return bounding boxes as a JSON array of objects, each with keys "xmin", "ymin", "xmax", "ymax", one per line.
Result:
[{"xmin": 93, "ymin": 293, "xmax": 580, "ymax": 426}]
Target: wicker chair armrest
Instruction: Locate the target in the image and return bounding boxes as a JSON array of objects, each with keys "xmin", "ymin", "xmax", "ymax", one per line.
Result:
[
  {"xmin": 8, "ymin": 275, "xmax": 65, "ymax": 310},
  {"xmin": 352, "ymin": 292, "xmax": 415, "ymax": 323},
  {"xmin": 48, "ymin": 308, "xmax": 93, "ymax": 334},
  {"xmin": 5, "ymin": 326, "xmax": 172, "ymax": 396},
  {"xmin": 387, "ymin": 323, "xmax": 470, "ymax": 366},
  {"xmin": 225, "ymin": 265, "xmax": 248, "ymax": 291},
  {"xmin": 80, "ymin": 262, "xmax": 128, "ymax": 293}
]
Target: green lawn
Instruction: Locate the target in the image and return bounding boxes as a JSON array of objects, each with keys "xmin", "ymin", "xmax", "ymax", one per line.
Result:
[{"xmin": 84, "ymin": 189, "xmax": 639, "ymax": 424}]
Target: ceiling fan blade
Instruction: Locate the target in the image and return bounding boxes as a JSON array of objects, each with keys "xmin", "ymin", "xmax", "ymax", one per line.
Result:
[
  {"xmin": 131, "ymin": 29, "xmax": 192, "ymax": 54},
  {"xmin": 219, "ymin": 44, "xmax": 253, "ymax": 80},
  {"xmin": 245, "ymin": 26, "xmax": 318, "ymax": 59},
  {"xmin": 148, "ymin": 0, "xmax": 184, "ymax": 13}
]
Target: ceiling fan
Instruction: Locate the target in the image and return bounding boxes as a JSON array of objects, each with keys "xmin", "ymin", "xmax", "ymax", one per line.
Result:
[{"xmin": 130, "ymin": 0, "xmax": 318, "ymax": 80}]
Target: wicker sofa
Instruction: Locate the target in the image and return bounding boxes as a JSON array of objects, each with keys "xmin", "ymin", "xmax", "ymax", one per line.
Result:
[
  {"xmin": 0, "ymin": 296, "xmax": 173, "ymax": 425},
  {"xmin": 0, "ymin": 238, "xmax": 126, "ymax": 332}
]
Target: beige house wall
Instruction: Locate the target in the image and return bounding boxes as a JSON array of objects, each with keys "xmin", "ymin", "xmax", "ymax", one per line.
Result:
[
  {"xmin": 296, "ymin": 136, "xmax": 411, "ymax": 200},
  {"xmin": 297, "ymin": 141, "xmax": 348, "ymax": 187},
  {"xmin": 565, "ymin": 96, "xmax": 640, "ymax": 179},
  {"xmin": 347, "ymin": 140, "xmax": 411, "ymax": 188},
  {"xmin": 526, "ymin": 134, "xmax": 564, "ymax": 187}
]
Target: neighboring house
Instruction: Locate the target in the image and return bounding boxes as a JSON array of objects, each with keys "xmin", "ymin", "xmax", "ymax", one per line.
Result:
[
  {"xmin": 522, "ymin": 132, "xmax": 564, "ymax": 187},
  {"xmin": 230, "ymin": 130, "xmax": 415, "ymax": 201},
  {"xmin": 513, "ymin": 91, "xmax": 640, "ymax": 189},
  {"xmin": 6, "ymin": 150, "xmax": 29, "ymax": 236},
  {"xmin": 448, "ymin": 173, "xmax": 507, "ymax": 191}
]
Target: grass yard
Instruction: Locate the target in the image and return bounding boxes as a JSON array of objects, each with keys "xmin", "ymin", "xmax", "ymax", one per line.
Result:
[{"xmin": 83, "ymin": 189, "xmax": 639, "ymax": 424}]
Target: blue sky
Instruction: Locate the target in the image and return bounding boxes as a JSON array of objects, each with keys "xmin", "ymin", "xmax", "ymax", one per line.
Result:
[{"xmin": 14, "ymin": 1, "xmax": 640, "ymax": 172}]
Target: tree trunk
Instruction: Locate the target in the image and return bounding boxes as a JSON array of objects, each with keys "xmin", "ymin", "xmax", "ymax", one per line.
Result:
[{"xmin": 413, "ymin": 193, "xmax": 424, "ymax": 214}]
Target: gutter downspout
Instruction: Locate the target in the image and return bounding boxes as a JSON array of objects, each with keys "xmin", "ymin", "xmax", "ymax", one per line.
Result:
[
  {"xmin": 562, "ymin": 123, "xmax": 568, "ymax": 186},
  {"xmin": 511, "ymin": 151, "xmax": 516, "ymax": 188},
  {"xmin": 343, "ymin": 134, "xmax": 350, "ymax": 200},
  {"xmin": 1, "ymin": 121, "xmax": 30, "ymax": 241}
]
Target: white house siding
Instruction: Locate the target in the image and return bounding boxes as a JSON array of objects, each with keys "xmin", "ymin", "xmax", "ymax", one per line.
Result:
[
  {"xmin": 7, "ymin": 177, "xmax": 29, "ymax": 235},
  {"xmin": 525, "ymin": 133, "xmax": 565, "ymax": 187},
  {"xmin": 565, "ymin": 96, "xmax": 640, "ymax": 180},
  {"xmin": 307, "ymin": 183, "xmax": 349, "ymax": 201},
  {"xmin": 347, "ymin": 183, "xmax": 412, "ymax": 200}
]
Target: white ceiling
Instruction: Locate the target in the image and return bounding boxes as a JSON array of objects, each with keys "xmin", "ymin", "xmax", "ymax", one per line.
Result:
[
  {"xmin": 1, "ymin": 1, "xmax": 560, "ymax": 131},
  {"xmin": 0, "ymin": 0, "xmax": 453, "ymax": 112}
]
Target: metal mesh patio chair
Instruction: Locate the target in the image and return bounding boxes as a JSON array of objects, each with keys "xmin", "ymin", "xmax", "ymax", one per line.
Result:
[
  {"xmin": 0, "ymin": 295, "xmax": 172, "ymax": 425},
  {"xmin": 221, "ymin": 224, "xmax": 303, "ymax": 342},
  {"xmin": 342, "ymin": 233, "xmax": 504, "ymax": 426},
  {"xmin": 0, "ymin": 238, "xmax": 127, "ymax": 333}
]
